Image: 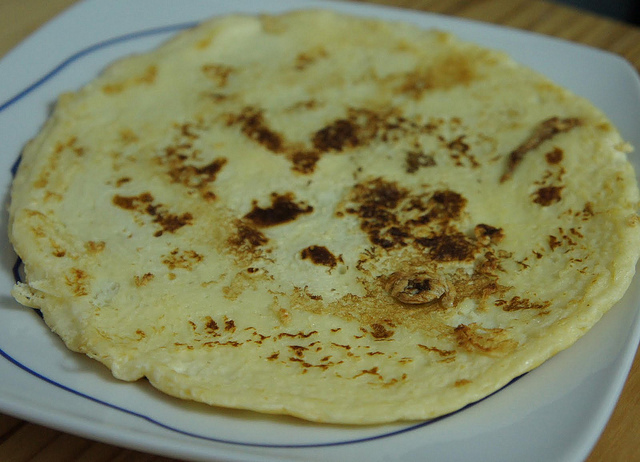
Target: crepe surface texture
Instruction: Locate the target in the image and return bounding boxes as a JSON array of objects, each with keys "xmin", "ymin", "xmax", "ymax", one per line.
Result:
[{"xmin": 9, "ymin": 10, "xmax": 640, "ymax": 424}]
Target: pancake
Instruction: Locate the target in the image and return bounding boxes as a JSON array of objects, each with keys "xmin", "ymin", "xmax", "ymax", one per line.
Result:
[{"xmin": 8, "ymin": 10, "xmax": 640, "ymax": 424}]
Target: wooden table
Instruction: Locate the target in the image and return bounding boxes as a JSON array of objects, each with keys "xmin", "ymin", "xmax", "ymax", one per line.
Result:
[{"xmin": 1, "ymin": 0, "xmax": 640, "ymax": 460}]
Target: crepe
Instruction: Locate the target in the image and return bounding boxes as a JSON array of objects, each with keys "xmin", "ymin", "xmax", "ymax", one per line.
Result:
[{"xmin": 8, "ymin": 10, "xmax": 640, "ymax": 424}]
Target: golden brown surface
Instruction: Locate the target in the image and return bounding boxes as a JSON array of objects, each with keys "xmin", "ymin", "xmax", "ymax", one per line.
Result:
[{"xmin": 2, "ymin": 0, "xmax": 640, "ymax": 459}]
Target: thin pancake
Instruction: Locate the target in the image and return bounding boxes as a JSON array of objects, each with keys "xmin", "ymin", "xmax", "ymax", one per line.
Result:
[{"xmin": 9, "ymin": 10, "xmax": 640, "ymax": 423}]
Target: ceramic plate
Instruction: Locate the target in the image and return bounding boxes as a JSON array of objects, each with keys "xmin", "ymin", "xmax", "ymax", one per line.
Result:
[{"xmin": 1, "ymin": 1, "xmax": 639, "ymax": 461}]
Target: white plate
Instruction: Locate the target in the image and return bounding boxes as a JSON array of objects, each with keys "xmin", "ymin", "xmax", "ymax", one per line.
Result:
[{"xmin": 1, "ymin": 1, "xmax": 639, "ymax": 461}]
